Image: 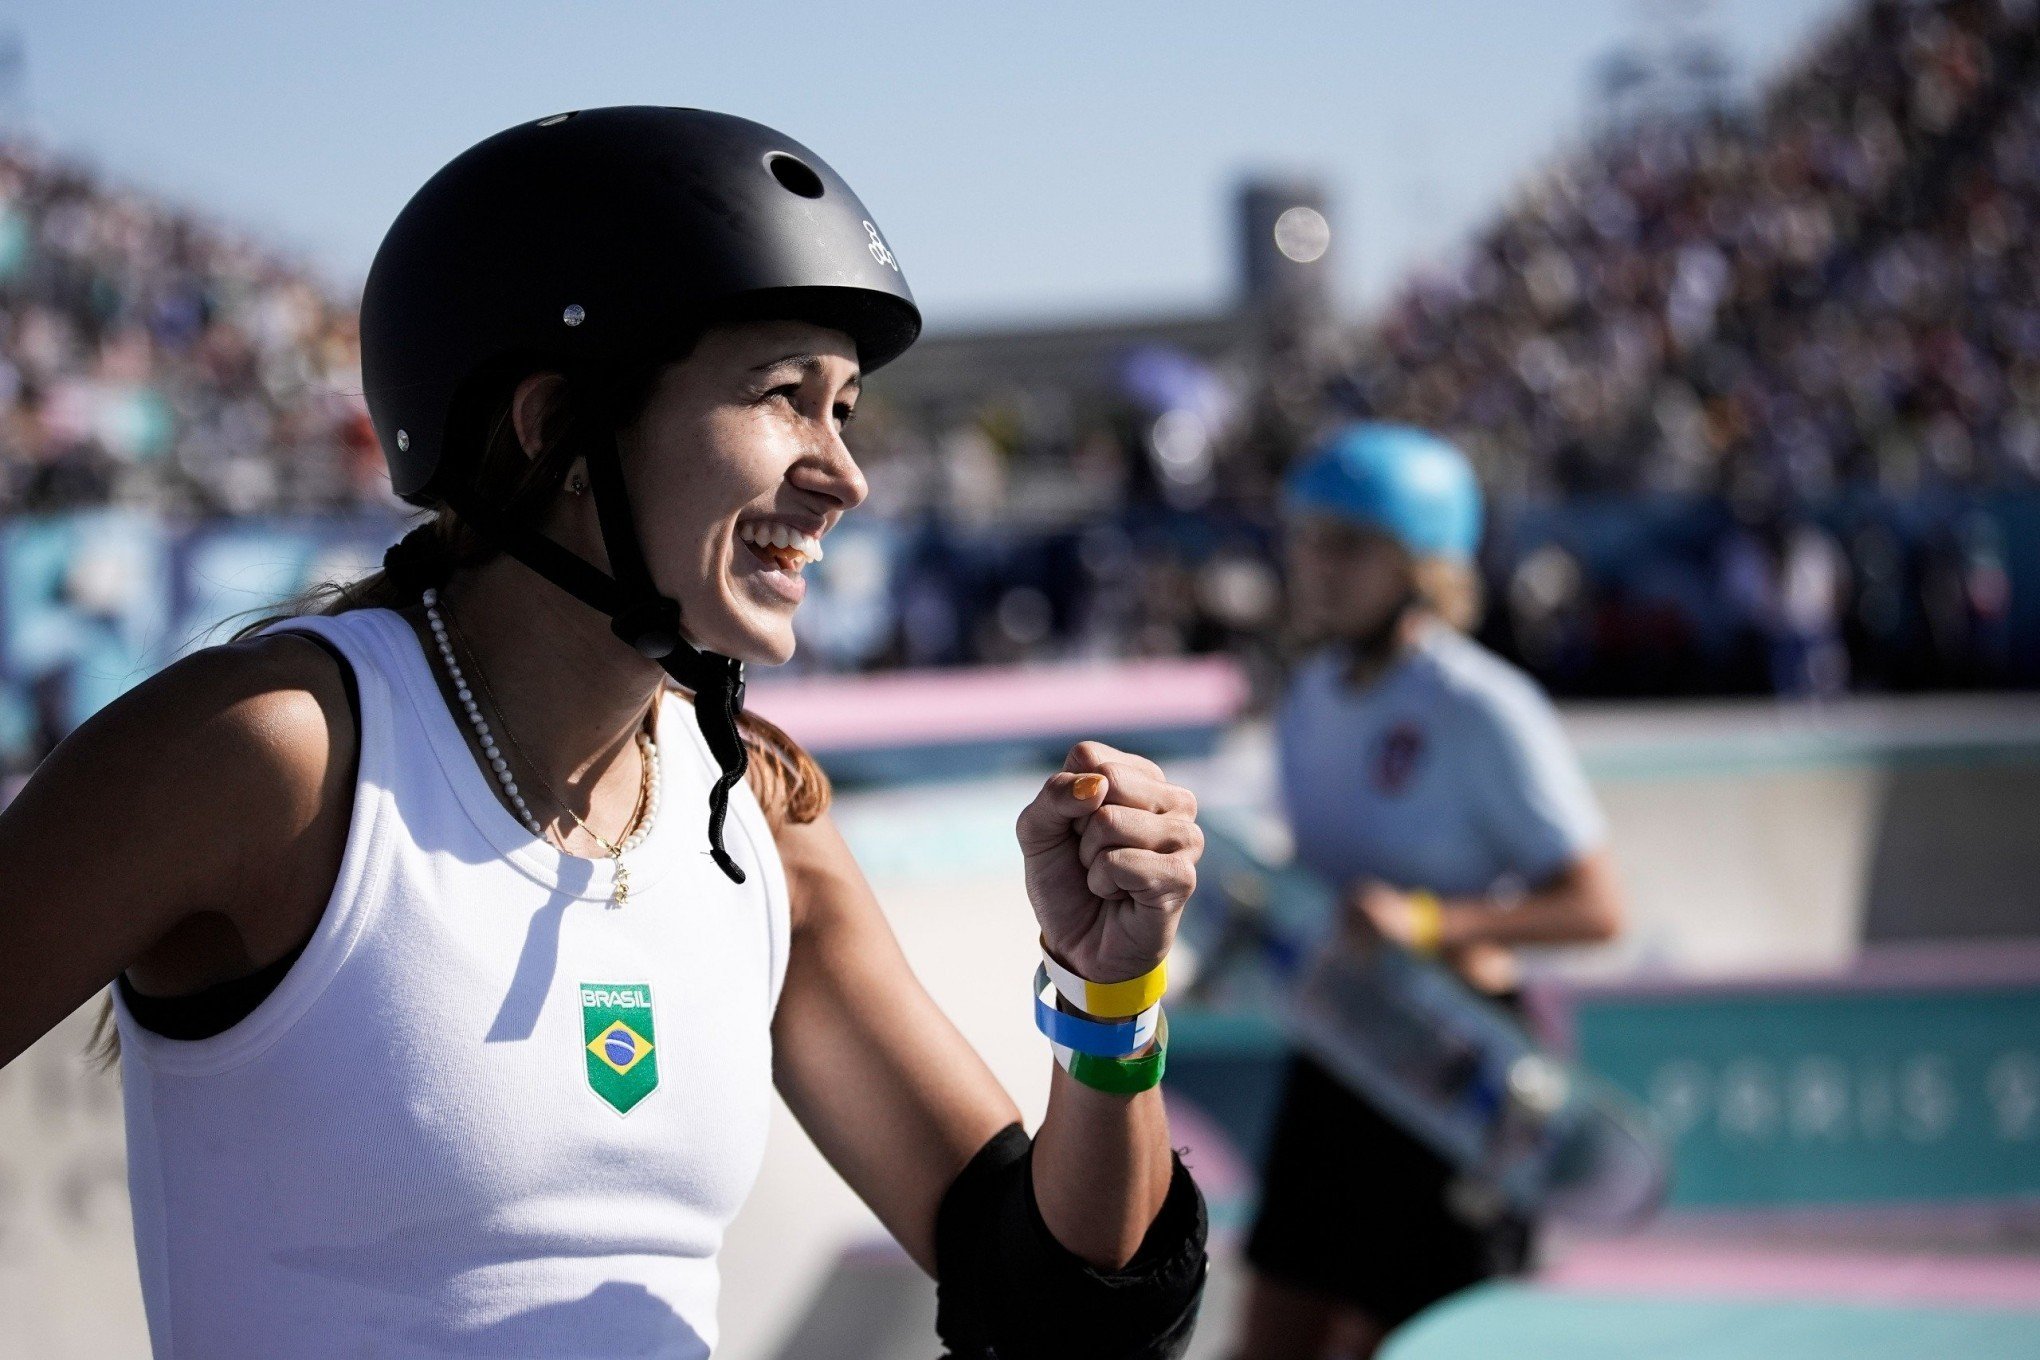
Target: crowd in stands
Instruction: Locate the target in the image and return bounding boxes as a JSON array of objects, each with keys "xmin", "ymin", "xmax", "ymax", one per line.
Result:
[
  {"xmin": 1321, "ymin": 0, "xmax": 2038, "ymax": 693},
  {"xmin": 0, "ymin": 0, "xmax": 2033, "ymax": 699},
  {"xmin": 0, "ymin": 139, "xmax": 377, "ymax": 517},
  {"xmin": 1334, "ymin": 0, "xmax": 2039, "ymax": 504}
]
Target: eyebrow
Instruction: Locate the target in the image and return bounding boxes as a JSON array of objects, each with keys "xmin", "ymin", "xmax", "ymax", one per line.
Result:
[{"xmin": 748, "ymin": 353, "xmax": 862, "ymax": 388}]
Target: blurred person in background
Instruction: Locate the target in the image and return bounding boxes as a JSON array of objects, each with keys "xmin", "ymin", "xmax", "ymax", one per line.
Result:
[
  {"xmin": 0, "ymin": 109, "xmax": 1209, "ymax": 1360},
  {"xmin": 1230, "ymin": 423, "xmax": 1625, "ymax": 1360},
  {"xmin": 1720, "ymin": 503, "xmax": 1853, "ymax": 700}
]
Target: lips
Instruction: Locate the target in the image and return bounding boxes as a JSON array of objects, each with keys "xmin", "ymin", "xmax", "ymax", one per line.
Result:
[{"xmin": 731, "ymin": 517, "xmax": 824, "ymax": 606}]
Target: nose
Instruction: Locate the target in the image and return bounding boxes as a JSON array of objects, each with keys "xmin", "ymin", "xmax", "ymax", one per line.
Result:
[{"xmin": 793, "ymin": 425, "xmax": 869, "ymax": 513}]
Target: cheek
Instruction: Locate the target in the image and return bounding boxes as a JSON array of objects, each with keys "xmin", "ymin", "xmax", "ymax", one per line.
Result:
[
  {"xmin": 1289, "ymin": 550, "xmax": 1362, "ymax": 605},
  {"xmin": 1354, "ymin": 569, "xmax": 1418, "ymax": 624},
  {"xmin": 632, "ymin": 412, "xmax": 811, "ymax": 644},
  {"xmin": 1294, "ymin": 557, "xmax": 1394, "ymax": 622},
  {"xmin": 634, "ymin": 415, "xmax": 771, "ymax": 560},
  {"xmin": 699, "ymin": 407, "xmax": 799, "ymax": 501},
  {"xmin": 633, "ymin": 484, "xmax": 722, "ymax": 582}
]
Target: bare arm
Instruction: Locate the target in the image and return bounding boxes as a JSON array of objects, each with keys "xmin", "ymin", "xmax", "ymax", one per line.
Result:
[
  {"xmin": 770, "ymin": 742, "xmax": 1198, "ymax": 1276},
  {"xmin": 768, "ymin": 810, "xmax": 1021, "ymax": 1275},
  {"xmin": 0, "ymin": 635, "xmax": 353, "ymax": 1067},
  {"xmin": 1345, "ymin": 847, "xmax": 1626, "ymax": 952},
  {"xmin": 1434, "ymin": 848, "xmax": 1625, "ymax": 948},
  {"xmin": 1029, "ymin": 1009, "xmax": 1178, "ymax": 1269}
]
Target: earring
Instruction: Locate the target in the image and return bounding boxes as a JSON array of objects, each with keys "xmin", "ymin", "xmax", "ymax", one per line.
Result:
[{"xmin": 568, "ymin": 473, "xmax": 587, "ymax": 495}]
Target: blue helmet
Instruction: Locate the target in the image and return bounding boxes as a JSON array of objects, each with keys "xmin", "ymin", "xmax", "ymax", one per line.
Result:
[{"xmin": 1283, "ymin": 422, "xmax": 1483, "ymax": 561}]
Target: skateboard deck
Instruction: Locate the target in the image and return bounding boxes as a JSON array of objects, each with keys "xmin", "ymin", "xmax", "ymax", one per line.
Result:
[{"xmin": 1181, "ymin": 814, "xmax": 1669, "ymax": 1228}]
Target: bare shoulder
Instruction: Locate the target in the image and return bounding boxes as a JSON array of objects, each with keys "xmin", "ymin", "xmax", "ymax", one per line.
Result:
[
  {"xmin": 769, "ymin": 809, "xmax": 869, "ymax": 938},
  {"xmin": 0, "ymin": 627, "xmax": 359, "ymax": 1060},
  {"xmin": 97, "ymin": 630, "xmax": 350, "ymax": 801},
  {"xmin": 10, "ymin": 629, "xmax": 356, "ymax": 914}
]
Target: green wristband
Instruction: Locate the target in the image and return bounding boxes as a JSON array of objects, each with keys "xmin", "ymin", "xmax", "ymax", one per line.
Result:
[{"xmin": 1053, "ymin": 1010, "xmax": 1168, "ymax": 1095}]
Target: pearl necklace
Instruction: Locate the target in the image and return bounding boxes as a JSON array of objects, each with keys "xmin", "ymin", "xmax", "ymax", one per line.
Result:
[{"xmin": 422, "ymin": 588, "xmax": 661, "ymax": 904}]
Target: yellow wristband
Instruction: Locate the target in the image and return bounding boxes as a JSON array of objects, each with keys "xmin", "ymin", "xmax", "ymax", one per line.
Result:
[
  {"xmin": 1407, "ymin": 891, "xmax": 1445, "ymax": 956},
  {"xmin": 1038, "ymin": 936, "xmax": 1168, "ymax": 1019}
]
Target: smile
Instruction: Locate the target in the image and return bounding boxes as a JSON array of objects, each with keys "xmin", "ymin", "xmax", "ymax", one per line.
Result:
[{"xmin": 736, "ymin": 520, "xmax": 824, "ymax": 574}]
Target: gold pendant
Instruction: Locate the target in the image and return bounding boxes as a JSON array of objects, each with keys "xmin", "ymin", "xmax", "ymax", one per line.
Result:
[{"xmin": 612, "ymin": 860, "xmax": 631, "ymax": 906}]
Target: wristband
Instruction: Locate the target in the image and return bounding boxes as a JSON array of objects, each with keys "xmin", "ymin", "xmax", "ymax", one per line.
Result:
[
  {"xmin": 1407, "ymin": 890, "xmax": 1445, "ymax": 956},
  {"xmin": 1033, "ymin": 964, "xmax": 1162, "ymax": 1057},
  {"xmin": 1038, "ymin": 936, "xmax": 1167, "ymax": 1019},
  {"xmin": 1053, "ymin": 1010, "xmax": 1168, "ymax": 1095}
]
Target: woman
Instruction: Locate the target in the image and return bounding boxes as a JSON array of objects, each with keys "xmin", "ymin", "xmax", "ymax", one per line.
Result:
[
  {"xmin": 1230, "ymin": 423, "xmax": 1624, "ymax": 1360},
  {"xmin": 0, "ymin": 108, "xmax": 1207, "ymax": 1359}
]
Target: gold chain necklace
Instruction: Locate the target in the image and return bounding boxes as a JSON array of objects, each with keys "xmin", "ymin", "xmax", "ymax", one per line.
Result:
[{"xmin": 435, "ymin": 599, "xmax": 659, "ymax": 905}]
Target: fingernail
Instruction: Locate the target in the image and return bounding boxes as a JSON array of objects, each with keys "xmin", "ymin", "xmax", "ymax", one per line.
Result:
[{"xmin": 1073, "ymin": 774, "xmax": 1107, "ymax": 801}]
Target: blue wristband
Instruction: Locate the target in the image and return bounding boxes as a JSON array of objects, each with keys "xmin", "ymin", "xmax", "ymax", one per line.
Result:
[{"xmin": 1033, "ymin": 964, "xmax": 1162, "ymax": 1057}]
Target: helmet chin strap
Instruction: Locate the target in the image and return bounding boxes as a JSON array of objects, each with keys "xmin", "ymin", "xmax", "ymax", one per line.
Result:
[{"xmin": 440, "ymin": 425, "xmax": 751, "ymax": 885}]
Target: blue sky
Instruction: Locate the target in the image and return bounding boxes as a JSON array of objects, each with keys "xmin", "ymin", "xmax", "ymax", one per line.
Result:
[{"xmin": 8, "ymin": 0, "xmax": 1845, "ymax": 329}]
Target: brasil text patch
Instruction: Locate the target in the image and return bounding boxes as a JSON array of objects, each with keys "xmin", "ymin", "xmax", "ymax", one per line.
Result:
[{"xmin": 580, "ymin": 982, "xmax": 658, "ymax": 1114}]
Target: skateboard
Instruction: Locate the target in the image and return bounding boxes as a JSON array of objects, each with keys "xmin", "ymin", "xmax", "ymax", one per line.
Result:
[{"xmin": 1180, "ymin": 814, "xmax": 1670, "ymax": 1229}]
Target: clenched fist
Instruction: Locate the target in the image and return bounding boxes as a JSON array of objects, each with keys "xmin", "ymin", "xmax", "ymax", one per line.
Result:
[{"xmin": 1015, "ymin": 741, "xmax": 1203, "ymax": 987}]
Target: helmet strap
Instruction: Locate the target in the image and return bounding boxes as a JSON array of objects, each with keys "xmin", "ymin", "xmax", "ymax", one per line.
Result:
[{"xmin": 438, "ymin": 427, "xmax": 751, "ymax": 884}]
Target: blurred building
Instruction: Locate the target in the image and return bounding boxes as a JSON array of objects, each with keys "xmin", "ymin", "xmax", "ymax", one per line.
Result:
[
  {"xmin": 864, "ymin": 176, "xmax": 1333, "ymax": 522},
  {"xmin": 1236, "ymin": 176, "xmax": 1335, "ymax": 324}
]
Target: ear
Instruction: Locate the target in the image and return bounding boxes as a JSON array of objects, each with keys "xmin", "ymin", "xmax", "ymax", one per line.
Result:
[{"xmin": 510, "ymin": 371, "xmax": 568, "ymax": 461}]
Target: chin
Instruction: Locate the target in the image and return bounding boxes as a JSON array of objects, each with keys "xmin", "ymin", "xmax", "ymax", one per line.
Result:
[
  {"xmin": 746, "ymin": 633, "xmax": 797, "ymax": 667},
  {"xmin": 697, "ymin": 614, "xmax": 797, "ymax": 666}
]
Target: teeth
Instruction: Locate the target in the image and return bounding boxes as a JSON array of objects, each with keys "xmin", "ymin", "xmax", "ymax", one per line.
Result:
[{"xmin": 738, "ymin": 520, "xmax": 824, "ymax": 566}]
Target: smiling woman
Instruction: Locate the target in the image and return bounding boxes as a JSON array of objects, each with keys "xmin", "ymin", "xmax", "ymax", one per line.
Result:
[{"xmin": 0, "ymin": 106, "xmax": 1207, "ymax": 1360}]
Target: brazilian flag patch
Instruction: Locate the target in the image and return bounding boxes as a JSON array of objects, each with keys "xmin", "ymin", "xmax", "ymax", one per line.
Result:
[{"xmin": 580, "ymin": 982, "xmax": 659, "ymax": 1115}]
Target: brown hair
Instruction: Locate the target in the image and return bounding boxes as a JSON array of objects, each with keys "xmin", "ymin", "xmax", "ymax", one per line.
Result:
[{"xmin": 89, "ymin": 351, "xmax": 831, "ymax": 1065}]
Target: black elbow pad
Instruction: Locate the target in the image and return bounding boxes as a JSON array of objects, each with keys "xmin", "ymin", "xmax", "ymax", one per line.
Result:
[{"xmin": 933, "ymin": 1122, "xmax": 1209, "ymax": 1360}]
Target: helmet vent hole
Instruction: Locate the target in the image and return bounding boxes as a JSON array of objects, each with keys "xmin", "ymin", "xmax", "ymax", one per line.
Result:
[{"xmin": 766, "ymin": 153, "xmax": 825, "ymax": 199}]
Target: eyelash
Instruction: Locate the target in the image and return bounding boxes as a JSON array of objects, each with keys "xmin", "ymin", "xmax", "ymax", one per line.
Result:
[{"xmin": 764, "ymin": 383, "xmax": 857, "ymax": 428}]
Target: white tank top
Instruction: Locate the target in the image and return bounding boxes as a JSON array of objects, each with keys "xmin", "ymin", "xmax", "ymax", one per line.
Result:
[{"xmin": 111, "ymin": 606, "xmax": 791, "ymax": 1359}]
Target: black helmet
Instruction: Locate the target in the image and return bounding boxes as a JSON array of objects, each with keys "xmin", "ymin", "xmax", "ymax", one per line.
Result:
[
  {"xmin": 360, "ymin": 107, "xmax": 923, "ymax": 883},
  {"xmin": 361, "ymin": 105, "xmax": 920, "ymax": 501}
]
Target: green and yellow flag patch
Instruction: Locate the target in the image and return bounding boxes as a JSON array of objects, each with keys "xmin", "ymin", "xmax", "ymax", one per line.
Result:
[{"xmin": 580, "ymin": 982, "xmax": 659, "ymax": 1115}]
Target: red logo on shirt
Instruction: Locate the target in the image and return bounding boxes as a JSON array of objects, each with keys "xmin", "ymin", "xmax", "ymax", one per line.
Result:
[{"xmin": 1375, "ymin": 722, "xmax": 1426, "ymax": 795}]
